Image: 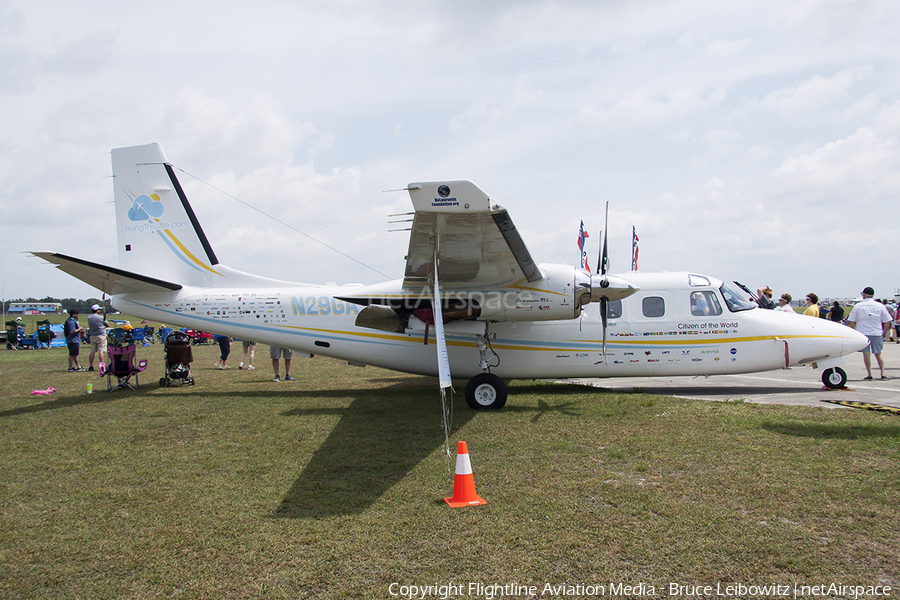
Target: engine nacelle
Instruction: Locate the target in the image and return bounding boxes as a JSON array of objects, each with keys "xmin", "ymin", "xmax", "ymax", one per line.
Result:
[{"xmin": 474, "ymin": 263, "xmax": 584, "ymax": 321}]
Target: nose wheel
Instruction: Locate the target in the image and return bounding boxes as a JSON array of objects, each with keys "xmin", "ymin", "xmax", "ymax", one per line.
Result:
[
  {"xmin": 465, "ymin": 373, "xmax": 507, "ymax": 409},
  {"xmin": 822, "ymin": 367, "xmax": 847, "ymax": 389}
]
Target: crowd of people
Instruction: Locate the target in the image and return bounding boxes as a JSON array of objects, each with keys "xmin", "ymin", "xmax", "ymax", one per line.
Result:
[
  {"xmin": 60, "ymin": 311, "xmax": 305, "ymax": 383},
  {"xmin": 63, "ymin": 304, "xmax": 109, "ymax": 372},
  {"xmin": 757, "ymin": 285, "xmax": 896, "ymax": 380},
  {"xmin": 211, "ymin": 335, "xmax": 298, "ymax": 382}
]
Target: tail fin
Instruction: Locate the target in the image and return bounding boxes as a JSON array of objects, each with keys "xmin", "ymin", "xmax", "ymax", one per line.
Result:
[{"xmin": 112, "ymin": 143, "xmax": 224, "ymax": 287}]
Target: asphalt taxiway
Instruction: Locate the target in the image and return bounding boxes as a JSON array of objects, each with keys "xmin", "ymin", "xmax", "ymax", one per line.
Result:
[{"xmin": 564, "ymin": 336, "xmax": 900, "ymax": 412}]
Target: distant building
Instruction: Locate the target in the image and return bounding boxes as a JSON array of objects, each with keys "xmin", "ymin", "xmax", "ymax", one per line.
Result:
[{"xmin": 7, "ymin": 302, "xmax": 63, "ymax": 315}]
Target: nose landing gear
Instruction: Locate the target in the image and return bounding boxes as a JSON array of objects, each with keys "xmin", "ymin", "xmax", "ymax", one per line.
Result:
[{"xmin": 822, "ymin": 367, "xmax": 847, "ymax": 389}]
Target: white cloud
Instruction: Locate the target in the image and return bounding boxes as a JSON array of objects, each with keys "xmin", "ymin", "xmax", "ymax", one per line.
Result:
[
  {"xmin": 42, "ymin": 31, "xmax": 117, "ymax": 75},
  {"xmin": 449, "ymin": 74, "xmax": 544, "ymax": 133},
  {"xmin": 748, "ymin": 66, "xmax": 874, "ymax": 117},
  {"xmin": 774, "ymin": 127, "xmax": 900, "ymax": 195},
  {"xmin": 3, "ymin": 0, "xmax": 900, "ymax": 302},
  {"xmin": 676, "ymin": 31, "xmax": 753, "ymax": 58}
]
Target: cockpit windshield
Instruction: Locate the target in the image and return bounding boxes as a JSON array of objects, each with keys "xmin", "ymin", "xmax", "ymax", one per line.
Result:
[{"xmin": 720, "ymin": 281, "xmax": 757, "ymax": 312}]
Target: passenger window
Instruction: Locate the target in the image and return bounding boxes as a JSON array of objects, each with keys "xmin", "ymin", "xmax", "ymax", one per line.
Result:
[
  {"xmin": 690, "ymin": 291, "xmax": 722, "ymax": 316},
  {"xmin": 606, "ymin": 299, "xmax": 622, "ymax": 320},
  {"xmin": 642, "ymin": 296, "xmax": 665, "ymax": 318}
]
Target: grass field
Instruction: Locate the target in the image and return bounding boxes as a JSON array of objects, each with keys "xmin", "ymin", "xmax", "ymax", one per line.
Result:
[{"xmin": 1, "ymin": 337, "xmax": 898, "ymax": 599}]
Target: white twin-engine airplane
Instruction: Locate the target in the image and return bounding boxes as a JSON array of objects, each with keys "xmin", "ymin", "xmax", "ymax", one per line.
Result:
[{"xmin": 34, "ymin": 143, "xmax": 868, "ymax": 409}]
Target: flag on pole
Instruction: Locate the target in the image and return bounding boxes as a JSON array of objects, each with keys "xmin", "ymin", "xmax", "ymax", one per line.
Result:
[
  {"xmin": 631, "ymin": 226, "xmax": 639, "ymax": 271},
  {"xmin": 577, "ymin": 221, "xmax": 591, "ymax": 273}
]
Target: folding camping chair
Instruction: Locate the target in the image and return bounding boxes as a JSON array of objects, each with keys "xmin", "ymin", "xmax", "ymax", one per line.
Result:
[
  {"xmin": 105, "ymin": 343, "xmax": 148, "ymax": 391},
  {"xmin": 5, "ymin": 321, "xmax": 21, "ymax": 350},
  {"xmin": 36, "ymin": 320, "xmax": 54, "ymax": 349}
]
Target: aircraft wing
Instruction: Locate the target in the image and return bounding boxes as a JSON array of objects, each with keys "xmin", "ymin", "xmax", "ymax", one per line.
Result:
[
  {"xmin": 403, "ymin": 181, "xmax": 541, "ymax": 292},
  {"xmin": 30, "ymin": 252, "xmax": 182, "ymax": 295},
  {"xmin": 339, "ymin": 181, "xmax": 543, "ymax": 308},
  {"xmin": 402, "ymin": 180, "xmax": 542, "ymax": 291}
]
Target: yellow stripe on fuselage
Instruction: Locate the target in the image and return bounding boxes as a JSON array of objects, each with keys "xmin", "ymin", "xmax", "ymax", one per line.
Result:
[
  {"xmin": 271, "ymin": 326, "xmax": 847, "ymax": 353},
  {"xmin": 508, "ymin": 283, "xmax": 568, "ymax": 297}
]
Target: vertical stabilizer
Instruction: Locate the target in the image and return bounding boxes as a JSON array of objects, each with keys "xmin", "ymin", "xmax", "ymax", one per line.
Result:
[{"xmin": 112, "ymin": 143, "xmax": 222, "ymax": 287}]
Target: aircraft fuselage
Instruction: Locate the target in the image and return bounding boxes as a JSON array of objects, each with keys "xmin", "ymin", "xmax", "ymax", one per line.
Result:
[{"xmin": 114, "ymin": 270, "xmax": 863, "ymax": 382}]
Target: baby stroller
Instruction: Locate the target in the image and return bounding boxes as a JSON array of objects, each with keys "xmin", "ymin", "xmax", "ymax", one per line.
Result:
[
  {"xmin": 160, "ymin": 330, "xmax": 195, "ymax": 387},
  {"xmin": 104, "ymin": 329, "xmax": 148, "ymax": 391}
]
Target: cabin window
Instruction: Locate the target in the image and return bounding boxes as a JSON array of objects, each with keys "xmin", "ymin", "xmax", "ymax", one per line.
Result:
[
  {"xmin": 606, "ymin": 299, "xmax": 622, "ymax": 319},
  {"xmin": 642, "ymin": 296, "xmax": 665, "ymax": 318},
  {"xmin": 690, "ymin": 291, "xmax": 722, "ymax": 316},
  {"xmin": 688, "ymin": 274, "xmax": 710, "ymax": 287}
]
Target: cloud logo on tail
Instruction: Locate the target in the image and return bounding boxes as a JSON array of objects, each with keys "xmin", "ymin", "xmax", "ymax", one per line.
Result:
[{"xmin": 128, "ymin": 194, "xmax": 165, "ymax": 221}]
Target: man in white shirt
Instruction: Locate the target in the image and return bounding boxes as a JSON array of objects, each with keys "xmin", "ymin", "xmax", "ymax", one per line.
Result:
[{"xmin": 847, "ymin": 287, "xmax": 892, "ymax": 380}]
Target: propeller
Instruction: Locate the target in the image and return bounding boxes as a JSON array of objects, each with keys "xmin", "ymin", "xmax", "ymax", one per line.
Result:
[
  {"xmin": 573, "ymin": 204, "xmax": 639, "ymax": 360},
  {"xmin": 586, "ymin": 202, "xmax": 637, "ymax": 305},
  {"xmin": 597, "ymin": 203, "xmax": 609, "ymax": 360},
  {"xmin": 581, "ymin": 202, "xmax": 639, "ymax": 361}
]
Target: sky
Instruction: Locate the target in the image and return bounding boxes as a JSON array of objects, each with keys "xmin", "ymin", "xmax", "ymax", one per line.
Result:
[{"xmin": 2, "ymin": 0, "xmax": 899, "ymax": 303}]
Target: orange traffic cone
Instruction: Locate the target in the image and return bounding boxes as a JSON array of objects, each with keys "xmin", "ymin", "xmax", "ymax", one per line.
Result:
[{"xmin": 444, "ymin": 441, "xmax": 487, "ymax": 507}]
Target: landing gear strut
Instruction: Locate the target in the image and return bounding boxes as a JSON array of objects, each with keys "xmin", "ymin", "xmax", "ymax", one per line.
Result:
[
  {"xmin": 464, "ymin": 330, "xmax": 506, "ymax": 409},
  {"xmin": 465, "ymin": 373, "xmax": 507, "ymax": 410},
  {"xmin": 822, "ymin": 367, "xmax": 847, "ymax": 389}
]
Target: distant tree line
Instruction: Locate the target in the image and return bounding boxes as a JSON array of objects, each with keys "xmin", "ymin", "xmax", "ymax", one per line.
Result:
[{"xmin": 3, "ymin": 297, "xmax": 110, "ymax": 313}]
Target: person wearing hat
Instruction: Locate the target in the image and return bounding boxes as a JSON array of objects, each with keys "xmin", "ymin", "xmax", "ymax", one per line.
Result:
[
  {"xmin": 64, "ymin": 309, "xmax": 85, "ymax": 372},
  {"xmin": 774, "ymin": 293, "xmax": 794, "ymax": 313},
  {"xmin": 756, "ymin": 286, "xmax": 776, "ymax": 309},
  {"xmin": 87, "ymin": 303, "xmax": 109, "ymax": 372},
  {"xmin": 847, "ymin": 287, "xmax": 892, "ymax": 380}
]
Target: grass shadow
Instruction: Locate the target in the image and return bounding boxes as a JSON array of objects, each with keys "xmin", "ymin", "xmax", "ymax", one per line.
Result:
[
  {"xmin": 761, "ymin": 421, "xmax": 900, "ymax": 439},
  {"xmin": 502, "ymin": 399, "xmax": 582, "ymax": 423},
  {"xmin": 272, "ymin": 381, "xmax": 591, "ymax": 518},
  {"xmin": 273, "ymin": 387, "xmax": 475, "ymax": 519},
  {"xmin": 590, "ymin": 384, "xmax": 820, "ymax": 398}
]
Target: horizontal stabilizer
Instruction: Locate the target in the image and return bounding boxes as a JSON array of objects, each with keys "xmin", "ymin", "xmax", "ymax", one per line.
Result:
[{"xmin": 30, "ymin": 252, "xmax": 182, "ymax": 295}]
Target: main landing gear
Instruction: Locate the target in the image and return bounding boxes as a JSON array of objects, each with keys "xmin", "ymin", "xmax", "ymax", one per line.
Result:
[
  {"xmin": 465, "ymin": 373, "xmax": 507, "ymax": 410},
  {"xmin": 463, "ymin": 331, "xmax": 507, "ymax": 410},
  {"xmin": 822, "ymin": 367, "xmax": 847, "ymax": 389}
]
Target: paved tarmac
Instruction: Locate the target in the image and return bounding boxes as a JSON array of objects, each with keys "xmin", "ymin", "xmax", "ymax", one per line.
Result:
[{"xmin": 563, "ymin": 337, "xmax": 900, "ymax": 412}]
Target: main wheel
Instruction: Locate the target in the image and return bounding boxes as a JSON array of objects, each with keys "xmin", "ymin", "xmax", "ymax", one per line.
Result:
[
  {"xmin": 822, "ymin": 367, "xmax": 847, "ymax": 389},
  {"xmin": 465, "ymin": 373, "xmax": 508, "ymax": 410}
]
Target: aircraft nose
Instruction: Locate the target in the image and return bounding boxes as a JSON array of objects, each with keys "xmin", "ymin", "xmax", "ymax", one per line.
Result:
[{"xmin": 845, "ymin": 327, "xmax": 871, "ymax": 354}]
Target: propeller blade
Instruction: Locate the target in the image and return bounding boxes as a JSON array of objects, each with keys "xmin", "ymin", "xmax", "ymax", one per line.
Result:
[
  {"xmin": 600, "ymin": 297, "xmax": 608, "ymax": 363},
  {"xmin": 600, "ymin": 201, "xmax": 609, "ymax": 276}
]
